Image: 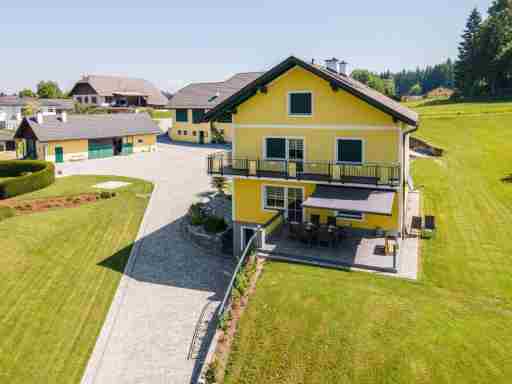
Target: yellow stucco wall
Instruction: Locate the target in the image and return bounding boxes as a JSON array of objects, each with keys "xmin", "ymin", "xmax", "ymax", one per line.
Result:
[
  {"xmin": 133, "ymin": 134, "xmax": 157, "ymax": 147},
  {"xmin": 47, "ymin": 139, "xmax": 88, "ymax": 156},
  {"xmin": 234, "ymin": 127, "xmax": 399, "ymax": 163},
  {"xmin": 169, "ymin": 109, "xmax": 233, "ymax": 143},
  {"xmin": 235, "ymin": 65, "xmax": 395, "ymax": 126},
  {"xmin": 169, "ymin": 109, "xmax": 211, "ymax": 143},
  {"xmin": 230, "ymin": 64, "xmax": 404, "ymax": 231},
  {"xmin": 234, "ymin": 178, "xmax": 399, "ymax": 231}
]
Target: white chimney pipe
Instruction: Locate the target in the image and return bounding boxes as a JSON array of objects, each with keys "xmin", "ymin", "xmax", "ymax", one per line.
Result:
[
  {"xmin": 36, "ymin": 112, "xmax": 43, "ymax": 124},
  {"xmin": 338, "ymin": 61, "xmax": 348, "ymax": 76},
  {"xmin": 325, "ymin": 57, "xmax": 339, "ymax": 73},
  {"xmin": 60, "ymin": 111, "xmax": 68, "ymax": 123}
]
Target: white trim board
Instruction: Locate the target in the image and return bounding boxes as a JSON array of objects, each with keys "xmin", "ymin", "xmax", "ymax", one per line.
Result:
[{"xmin": 234, "ymin": 124, "xmax": 400, "ymax": 131}]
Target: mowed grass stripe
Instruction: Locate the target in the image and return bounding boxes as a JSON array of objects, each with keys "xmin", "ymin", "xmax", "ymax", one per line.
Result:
[
  {"xmin": 223, "ymin": 106, "xmax": 512, "ymax": 383},
  {"xmin": 0, "ymin": 176, "xmax": 152, "ymax": 383}
]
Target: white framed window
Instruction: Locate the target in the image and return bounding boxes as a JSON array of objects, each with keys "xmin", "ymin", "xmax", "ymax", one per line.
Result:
[
  {"xmin": 264, "ymin": 186, "xmax": 285, "ymax": 210},
  {"xmin": 335, "ymin": 210, "xmax": 364, "ymax": 221},
  {"xmin": 336, "ymin": 138, "xmax": 364, "ymax": 164},
  {"xmin": 262, "ymin": 185, "xmax": 304, "ymax": 223},
  {"xmin": 263, "ymin": 137, "xmax": 305, "ymax": 161},
  {"xmin": 288, "ymin": 91, "xmax": 313, "ymax": 117}
]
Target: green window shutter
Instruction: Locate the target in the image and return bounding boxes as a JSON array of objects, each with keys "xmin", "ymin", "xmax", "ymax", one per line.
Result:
[
  {"xmin": 266, "ymin": 138, "xmax": 286, "ymax": 159},
  {"xmin": 192, "ymin": 109, "xmax": 205, "ymax": 124},
  {"xmin": 176, "ymin": 109, "xmax": 188, "ymax": 122},
  {"xmin": 337, "ymin": 139, "xmax": 363, "ymax": 163},
  {"xmin": 289, "ymin": 92, "xmax": 312, "ymax": 115}
]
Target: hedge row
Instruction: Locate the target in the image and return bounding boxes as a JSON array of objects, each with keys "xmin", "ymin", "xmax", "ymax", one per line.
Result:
[{"xmin": 0, "ymin": 160, "xmax": 55, "ymax": 199}]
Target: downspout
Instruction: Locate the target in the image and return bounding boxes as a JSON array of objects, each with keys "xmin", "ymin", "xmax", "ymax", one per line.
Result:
[{"xmin": 401, "ymin": 124, "xmax": 419, "ymax": 238}]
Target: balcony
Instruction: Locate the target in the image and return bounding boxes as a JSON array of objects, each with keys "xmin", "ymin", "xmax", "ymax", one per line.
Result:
[{"xmin": 207, "ymin": 152, "xmax": 401, "ymax": 187}]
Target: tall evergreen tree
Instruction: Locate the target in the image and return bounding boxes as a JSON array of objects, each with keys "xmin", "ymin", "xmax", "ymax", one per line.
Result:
[
  {"xmin": 455, "ymin": 7, "xmax": 483, "ymax": 96},
  {"xmin": 482, "ymin": 0, "xmax": 512, "ymax": 95}
]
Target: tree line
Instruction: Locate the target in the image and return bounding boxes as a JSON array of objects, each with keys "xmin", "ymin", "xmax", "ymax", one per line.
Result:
[
  {"xmin": 351, "ymin": 59, "xmax": 455, "ymax": 99},
  {"xmin": 352, "ymin": 0, "xmax": 512, "ymax": 99},
  {"xmin": 455, "ymin": 1, "xmax": 512, "ymax": 97}
]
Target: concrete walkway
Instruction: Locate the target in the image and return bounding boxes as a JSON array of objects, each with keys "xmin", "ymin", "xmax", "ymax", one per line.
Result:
[{"xmin": 58, "ymin": 138, "xmax": 234, "ymax": 384}]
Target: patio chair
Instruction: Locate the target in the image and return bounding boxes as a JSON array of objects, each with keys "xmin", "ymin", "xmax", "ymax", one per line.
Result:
[
  {"xmin": 288, "ymin": 222, "xmax": 301, "ymax": 241},
  {"xmin": 300, "ymin": 225, "xmax": 315, "ymax": 247},
  {"xmin": 317, "ymin": 228, "xmax": 334, "ymax": 248},
  {"xmin": 310, "ymin": 214, "xmax": 320, "ymax": 226}
]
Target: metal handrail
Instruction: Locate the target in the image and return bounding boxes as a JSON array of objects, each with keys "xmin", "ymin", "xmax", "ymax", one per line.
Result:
[{"xmin": 217, "ymin": 229, "xmax": 259, "ymax": 318}]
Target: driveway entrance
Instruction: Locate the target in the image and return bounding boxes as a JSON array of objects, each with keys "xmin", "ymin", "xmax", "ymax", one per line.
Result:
[{"xmin": 58, "ymin": 138, "xmax": 235, "ymax": 384}]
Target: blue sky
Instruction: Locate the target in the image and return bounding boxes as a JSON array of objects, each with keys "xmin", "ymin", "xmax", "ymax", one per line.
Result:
[{"xmin": 1, "ymin": 0, "xmax": 491, "ymax": 94}]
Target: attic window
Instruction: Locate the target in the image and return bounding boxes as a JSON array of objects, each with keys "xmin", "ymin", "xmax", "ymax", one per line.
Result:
[{"xmin": 288, "ymin": 92, "xmax": 312, "ymax": 116}]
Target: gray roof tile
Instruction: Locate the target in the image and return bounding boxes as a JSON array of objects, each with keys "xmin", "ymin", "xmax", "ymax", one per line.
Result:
[
  {"xmin": 19, "ymin": 113, "xmax": 160, "ymax": 142},
  {"xmin": 72, "ymin": 75, "xmax": 169, "ymax": 106},
  {"xmin": 169, "ymin": 72, "xmax": 263, "ymax": 109}
]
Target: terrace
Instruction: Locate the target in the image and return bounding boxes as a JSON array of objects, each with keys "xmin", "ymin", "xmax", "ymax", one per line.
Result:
[{"xmin": 207, "ymin": 151, "xmax": 401, "ymax": 187}]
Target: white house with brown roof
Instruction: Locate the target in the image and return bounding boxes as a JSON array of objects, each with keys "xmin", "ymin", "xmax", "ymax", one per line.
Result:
[{"xmin": 69, "ymin": 75, "xmax": 169, "ymax": 109}]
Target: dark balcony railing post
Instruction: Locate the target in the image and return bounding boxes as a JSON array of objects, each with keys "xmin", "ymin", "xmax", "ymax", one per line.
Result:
[
  {"xmin": 286, "ymin": 160, "xmax": 289, "ymax": 179},
  {"xmin": 220, "ymin": 157, "xmax": 223, "ymax": 176}
]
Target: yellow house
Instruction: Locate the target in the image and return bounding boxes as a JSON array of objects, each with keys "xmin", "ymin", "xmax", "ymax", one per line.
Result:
[
  {"xmin": 168, "ymin": 72, "xmax": 261, "ymax": 144},
  {"xmin": 204, "ymin": 56, "xmax": 419, "ymax": 263},
  {"xmin": 15, "ymin": 112, "xmax": 159, "ymax": 163}
]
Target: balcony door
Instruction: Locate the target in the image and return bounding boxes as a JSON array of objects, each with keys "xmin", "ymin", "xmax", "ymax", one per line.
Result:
[
  {"xmin": 287, "ymin": 187, "xmax": 303, "ymax": 223},
  {"xmin": 264, "ymin": 137, "xmax": 304, "ymax": 174}
]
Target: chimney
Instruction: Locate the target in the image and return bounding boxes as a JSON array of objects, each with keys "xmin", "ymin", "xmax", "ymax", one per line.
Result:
[
  {"xmin": 36, "ymin": 112, "xmax": 44, "ymax": 124},
  {"xmin": 325, "ymin": 57, "xmax": 339, "ymax": 73},
  {"xmin": 60, "ymin": 111, "xmax": 68, "ymax": 123},
  {"xmin": 338, "ymin": 61, "xmax": 348, "ymax": 76}
]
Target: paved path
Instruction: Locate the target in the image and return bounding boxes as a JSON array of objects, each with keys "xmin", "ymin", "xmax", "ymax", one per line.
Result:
[{"xmin": 58, "ymin": 139, "xmax": 234, "ymax": 384}]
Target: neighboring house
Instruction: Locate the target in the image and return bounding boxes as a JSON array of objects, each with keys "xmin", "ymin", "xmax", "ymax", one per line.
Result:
[
  {"xmin": 0, "ymin": 129, "xmax": 15, "ymax": 153},
  {"xmin": 204, "ymin": 56, "xmax": 419, "ymax": 258},
  {"xmin": 168, "ymin": 72, "xmax": 262, "ymax": 144},
  {"xmin": 69, "ymin": 75, "xmax": 169, "ymax": 108},
  {"xmin": 0, "ymin": 96, "xmax": 74, "ymax": 130},
  {"xmin": 14, "ymin": 112, "xmax": 160, "ymax": 163},
  {"xmin": 426, "ymin": 87, "xmax": 454, "ymax": 99},
  {"xmin": 39, "ymin": 99, "xmax": 75, "ymax": 116}
]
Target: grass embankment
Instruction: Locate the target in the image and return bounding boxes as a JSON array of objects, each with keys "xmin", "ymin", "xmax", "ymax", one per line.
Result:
[
  {"xmin": 0, "ymin": 175, "xmax": 152, "ymax": 384},
  {"xmin": 223, "ymin": 103, "xmax": 512, "ymax": 383}
]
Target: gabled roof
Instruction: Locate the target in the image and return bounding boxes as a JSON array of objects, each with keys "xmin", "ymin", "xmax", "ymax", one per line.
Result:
[
  {"xmin": 70, "ymin": 75, "xmax": 169, "ymax": 106},
  {"xmin": 203, "ymin": 56, "xmax": 419, "ymax": 127},
  {"xmin": 169, "ymin": 72, "xmax": 263, "ymax": 109},
  {"xmin": 0, "ymin": 96, "xmax": 74, "ymax": 110},
  {"xmin": 15, "ymin": 113, "xmax": 160, "ymax": 142}
]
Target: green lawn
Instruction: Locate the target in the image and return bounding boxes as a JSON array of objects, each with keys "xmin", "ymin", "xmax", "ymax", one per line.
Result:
[
  {"xmin": 150, "ymin": 110, "xmax": 173, "ymax": 119},
  {"xmin": 0, "ymin": 175, "xmax": 152, "ymax": 383},
  {"xmin": 224, "ymin": 105, "xmax": 512, "ymax": 383}
]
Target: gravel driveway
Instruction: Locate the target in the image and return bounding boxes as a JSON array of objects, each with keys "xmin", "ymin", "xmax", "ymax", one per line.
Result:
[{"xmin": 59, "ymin": 138, "xmax": 234, "ymax": 384}]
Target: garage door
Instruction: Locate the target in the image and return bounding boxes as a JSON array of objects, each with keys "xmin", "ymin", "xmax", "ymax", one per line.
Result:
[
  {"xmin": 88, "ymin": 140, "xmax": 113, "ymax": 159},
  {"xmin": 121, "ymin": 143, "xmax": 133, "ymax": 155}
]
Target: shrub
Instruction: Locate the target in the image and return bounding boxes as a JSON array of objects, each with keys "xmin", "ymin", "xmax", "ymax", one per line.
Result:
[
  {"xmin": 204, "ymin": 216, "xmax": 227, "ymax": 233},
  {"xmin": 189, "ymin": 202, "xmax": 206, "ymax": 225},
  {"xmin": 100, "ymin": 191, "xmax": 113, "ymax": 199},
  {"xmin": 211, "ymin": 176, "xmax": 227, "ymax": 195},
  {"xmin": 0, "ymin": 206, "xmax": 15, "ymax": 221},
  {"xmin": 0, "ymin": 160, "xmax": 55, "ymax": 199}
]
